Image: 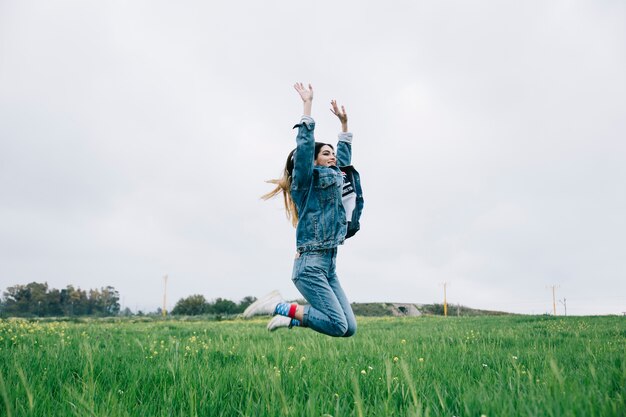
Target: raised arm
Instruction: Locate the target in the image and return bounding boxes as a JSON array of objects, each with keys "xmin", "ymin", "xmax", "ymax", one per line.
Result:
[
  {"xmin": 291, "ymin": 83, "xmax": 315, "ymax": 190},
  {"xmin": 294, "ymin": 82, "xmax": 313, "ymax": 116},
  {"xmin": 331, "ymin": 100, "xmax": 348, "ymax": 132},
  {"xmin": 332, "ymin": 100, "xmax": 353, "ymax": 166}
]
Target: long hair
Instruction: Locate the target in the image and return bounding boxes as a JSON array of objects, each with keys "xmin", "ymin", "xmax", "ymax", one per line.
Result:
[{"xmin": 263, "ymin": 142, "xmax": 333, "ymax": 227}]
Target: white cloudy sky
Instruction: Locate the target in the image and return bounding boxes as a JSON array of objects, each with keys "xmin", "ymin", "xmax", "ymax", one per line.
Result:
[{"xmin": 1, "ymin": 0, "xmax": 624, "ymax": 315}]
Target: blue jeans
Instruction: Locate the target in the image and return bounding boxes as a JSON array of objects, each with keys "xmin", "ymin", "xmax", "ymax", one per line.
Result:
[{"xmin": 291, "ymin": 248, "xmax": 357, "ymax": 337}]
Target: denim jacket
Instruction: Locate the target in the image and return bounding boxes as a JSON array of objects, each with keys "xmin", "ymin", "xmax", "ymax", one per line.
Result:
[{"xmin": 291, "ymin": 116, "xmax": 364, "ymax": 252}]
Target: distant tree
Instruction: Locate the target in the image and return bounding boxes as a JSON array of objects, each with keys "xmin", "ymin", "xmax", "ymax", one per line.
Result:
[
  {"xmin": 46, "ymin": 288, "xmax": 63, "ymax": 316},
  {"xmin": 2, "ymin": 284, "xmax": 32, "ymax": 315},
  {"xmin": 172, "ymin": 295, "xmax": 209, "ymax": 315},
  {"xmin": 27, "ymin": 282, "xmax": 49, "ymax": 316},
  {"xmin": 120, "ymin": 307, "xmax": 133, "ymax": 317},
  {"xmin": 85, "ymin": 286, "xmax": 120, "ymax": 316},
  {"xmin": 68, "ymin": 286, "xmax": 89, "ymax": 315},
  {"xmin": 210, "ymin": 298, "xmax": 238, "ymax": 315},
  {"xmin": 88, "ymin": 288, "xmax": 100, "ymax": 315},
  {"xmin": 2, "ymin": 282, "xmax": 49, "ymax": 316}
]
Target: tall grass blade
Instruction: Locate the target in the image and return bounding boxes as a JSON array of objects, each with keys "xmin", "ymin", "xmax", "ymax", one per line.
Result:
[{"xmin": 0, "ymin": 371, "xmax": 12, "ymax": 417}]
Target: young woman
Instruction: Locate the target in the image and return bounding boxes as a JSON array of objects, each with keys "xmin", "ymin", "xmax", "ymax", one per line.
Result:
[{"xmin": 243, "ymin": 83, "xmax": 363, "ymax": 337}]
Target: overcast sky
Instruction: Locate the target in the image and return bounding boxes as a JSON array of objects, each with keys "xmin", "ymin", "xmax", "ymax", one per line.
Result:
[{"xmin": 1, "ymin": 0, "xmax": 625, "ymax": 315}]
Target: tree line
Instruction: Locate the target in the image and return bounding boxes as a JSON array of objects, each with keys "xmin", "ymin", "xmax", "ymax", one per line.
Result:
[
  {"xmin": 1, "ymin": 282, "xmax": 120, "ymax": 317},
  {"xmin": 170, "ymin": 294, "xmax": 256, "ymax": 316},
  {"xmin": 0, "ymin": 282, "xmax": 257, "ymax": 318}
]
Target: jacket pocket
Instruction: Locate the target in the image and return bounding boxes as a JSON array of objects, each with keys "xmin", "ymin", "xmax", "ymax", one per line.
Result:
[
  {"xmin": 315, "ymin": 173, "xmax": 336, "ymax": 189},
  {"xmin": 314, "ymin": 173, "xmax": 339, "ymax": 203}
]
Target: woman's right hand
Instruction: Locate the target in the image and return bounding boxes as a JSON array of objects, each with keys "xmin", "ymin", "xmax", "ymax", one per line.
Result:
[{"xmin": 294, "ymin": 82, "xmax": 314, "ymax": 102}]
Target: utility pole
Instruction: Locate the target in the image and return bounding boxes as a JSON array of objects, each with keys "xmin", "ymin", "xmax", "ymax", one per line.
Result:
[
  {"xmin": 162, "ymin": 274, "xmax": 168, "ymax": 317},
  {"xmin": 547, "ymin": 285, "xmax": 559, "ymax": 316},
  {"xmin": 559, "ymin": 298, "xmax": 567, "ymax": 316},
  {"xmin": 441, "ymin": 282, "xmax": 449, "ymax": 317}
]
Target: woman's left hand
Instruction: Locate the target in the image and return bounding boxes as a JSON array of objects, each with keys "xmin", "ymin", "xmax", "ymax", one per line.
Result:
[
  {"xmin": 330, "ymin": 100, "xmax": 347, "ymax": 123},
  {"xmin": 331, "ymin": 100, "xmax": 348, "ymax": 132}
]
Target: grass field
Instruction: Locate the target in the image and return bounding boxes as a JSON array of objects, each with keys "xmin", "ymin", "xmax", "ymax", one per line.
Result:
[{"xmin": 1, "ymin": 315, "xmax": 624, "ymax": 416}]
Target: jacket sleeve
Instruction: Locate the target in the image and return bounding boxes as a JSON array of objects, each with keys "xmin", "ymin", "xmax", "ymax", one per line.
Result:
[
  {"xmin": 291, "ymin": 116, "xmax": 316, "ymax": 190},
  {"xmin": 337, "ymin": 132, "xmax": 353, "ymax": 166}
]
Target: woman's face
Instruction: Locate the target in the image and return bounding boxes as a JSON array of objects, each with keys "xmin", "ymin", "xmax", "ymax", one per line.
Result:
[{"xmin": 315, "ymin": 145, "xmax": 336, "ymax": 167}]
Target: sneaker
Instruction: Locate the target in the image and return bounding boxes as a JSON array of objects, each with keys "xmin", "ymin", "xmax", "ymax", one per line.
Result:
[
  {"xmin": 242, "ymin": 290, "xmax": 284, "ymax": 318},
  {"xmin": 267, "ymin": 315, "xmax": 292, "ymax": 332}
]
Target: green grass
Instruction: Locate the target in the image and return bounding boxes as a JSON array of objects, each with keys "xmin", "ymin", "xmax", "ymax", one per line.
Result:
[{"xmin": 1, "ymin": 315, "xmax": 624, "ymax": 416}]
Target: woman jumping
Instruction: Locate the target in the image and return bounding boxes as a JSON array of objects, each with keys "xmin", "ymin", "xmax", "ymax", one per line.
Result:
[{"xmin": 243, "ymin": 83, "xmax": 364, "ymax": 337}]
